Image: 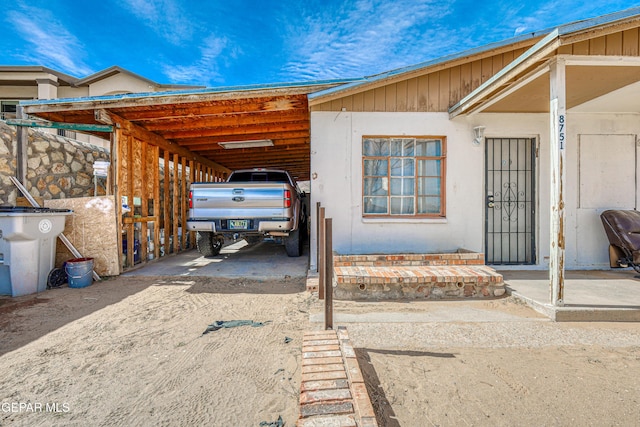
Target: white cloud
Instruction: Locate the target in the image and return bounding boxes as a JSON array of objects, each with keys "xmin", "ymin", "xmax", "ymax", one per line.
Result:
[
  {"xmin": 118, "ymin": 0, "xmax": 194, "ymax": 45},
  {"xmin": 7, "ymin": 6, "xmax": 93, "ymax": 76},
  {"xmin": 162, "ymin": 35, "xmax": 230, "ymax": 85},
  {"xmin": 280, "ymin": 0, "xmax": 454, "ymax": 81}
]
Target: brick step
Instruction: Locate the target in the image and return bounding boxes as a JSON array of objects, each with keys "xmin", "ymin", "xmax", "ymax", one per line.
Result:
[
  {"xmin": 335, "ymin": 265, "xmax": 503, "ymax": 285},
  {"xmin": 334, "ymin": 250, "xmax": 485, "ymax": 267},
  {"xmin": 333, "ymin": 265, "xmax": 505, "ymax": 299}
]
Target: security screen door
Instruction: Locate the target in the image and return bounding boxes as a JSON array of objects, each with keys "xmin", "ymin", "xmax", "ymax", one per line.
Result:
[{"xmin": 485, "ymin": 138, "xmax": 536, "ymax": 265}]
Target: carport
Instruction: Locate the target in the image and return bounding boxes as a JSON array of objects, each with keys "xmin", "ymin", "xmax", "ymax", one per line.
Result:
[{"xmin": 20, "ymin": 80, "xmax": 349, "ymax": 272}]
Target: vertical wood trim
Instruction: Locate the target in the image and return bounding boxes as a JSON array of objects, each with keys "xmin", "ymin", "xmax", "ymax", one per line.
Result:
[
  {"xmin": 471, "ymin": 60, "xmax": 482, "ymax": 91},
  {"xmin": 549, "ymin": 58, "xmax": 566, "ymax": 307},
  {"xmin": 331, "ymin": 99, "xmax": 343, "ymax": 111},
  {"xmin": 374, "ymin": 87, "xmax": 385, "ymax": 111},
  {"xmin": 363, "ymin": 90, "xmax": 375, "ymax": 111},
  {"xmin": 114, "ymin": 128, "xmax": 124, "ymax": 273},
  {"xmin": 140, "ymin": 140, "xmax": 149, "ymax": 262},
  {"xmin": 126, "ymin": 134, "xmax": 134, "ymax": 268},
  {"xmin": 153, "ymin": 145, "xmax": 160, "ymax": 259},
  {"xmin": 406, "ymin": 77, "xmax": 418, "ymax": 111},
  {"xmin": 491, "ymin": 54, "xmax": 504, "ymax": 76},
  {"xmin": 172, "ymin": 153, "xmax": 179, "ymax": 254},
  {"xmin": 590, "ymin": 36, "xmax": 606, "ymax": 54},
  {"xmin": 572, "ymin": 40, "xmax": 589, "ymax": 55},
  {"xmin": 341, "ymin": 95, "xmax": 353, "ymax": 112},
  {"xmin": 163, "ymin": 150, "xmax": 170, "ymax": 258},
  {"xmin": 417, "ymin": 75, "xmax": 429, "ymax": 111},
  {"xmin": 449, "ymin": 66, "xmax": 461, "ymax": 107},
  {"xmin": 396, "ymin": 80, "xmax": 408, "ymax": 111},
  {"xmin": 181, "ymin": 156, "xmax": 188, "ymax": 250},
  {"xmin": 385, "ymin": 85, "xmax": 397, "ymax": 112},
  {"xmin": 557, "ymin": 45, "xmax": 572, "ymax": 55},
  {"xmin": 622, "ymin": 28, "xmax": 639, "ymax": 56},
  {"xmin": 189, "ymin": 159, "xmax": 196, "ymax": 245},
  {"xmin": 460, "ymin": 62, "xmax": 472, "ymax": 99},
  {"xmin": 606, "ymin": 32, "xmax": 623, "ymax": 55},
  {"xmin": 353, "ymin": 92, "xmax": 364, "ymax": 112},
  {"xmin": 438, "ymin": 69, "xmax": 450, "ymax": 111},
  {"xmin": 427, "ymin": 73, "xmax": 439, "ymax": 112},
  {"xmin": 481, "ymin": 57, "xmax": 493, "ymax": 84}
]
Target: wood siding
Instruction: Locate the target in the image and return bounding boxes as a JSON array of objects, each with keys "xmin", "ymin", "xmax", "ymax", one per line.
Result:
[{"xmin": 312, "ymin": 27, "xmax": 640, "ymax": 113}]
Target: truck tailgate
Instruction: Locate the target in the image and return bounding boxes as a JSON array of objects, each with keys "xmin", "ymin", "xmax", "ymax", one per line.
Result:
[{"xmin": 190, "ymin": 183, "xmax": 288, "ymax": 218}]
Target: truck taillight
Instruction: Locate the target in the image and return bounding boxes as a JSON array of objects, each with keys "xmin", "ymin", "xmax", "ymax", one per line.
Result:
[
  {"xmin": 189, "ymin": 190, "xmax": 193, "ymax": 208},
  {"xmin": 284, "ymin": 189, "xmax": 291, "ymax": 208}
]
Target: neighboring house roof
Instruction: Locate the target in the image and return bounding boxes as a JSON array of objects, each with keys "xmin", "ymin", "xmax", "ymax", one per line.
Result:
[
  {"xmin": 0, "ymin": 65, "xmax": 79, "ymax": 86},
  {"xmin": 309, "ymin": 6, "xmax": 640, "ymax": 105},
  {"xmin": 74, "ymin": 65, "xmax": 204, "ymax": 90},
  {"xmin": 0, "ymin": 65, "xmax": 205, "ymax": 90}
]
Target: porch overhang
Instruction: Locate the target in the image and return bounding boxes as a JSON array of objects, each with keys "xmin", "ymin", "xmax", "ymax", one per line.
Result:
[{"xmin": 449, "ymin": 8, "xmax": 640, "ymax": 118}]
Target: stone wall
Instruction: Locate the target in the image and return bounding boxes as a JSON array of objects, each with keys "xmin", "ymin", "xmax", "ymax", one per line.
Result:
[{"xmin": 0, "ymin": 121, "xmax": 110, "ymax": 205}]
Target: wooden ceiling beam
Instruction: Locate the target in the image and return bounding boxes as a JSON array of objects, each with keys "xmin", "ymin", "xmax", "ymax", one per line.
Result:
[
  {"xmin": 141, "ymin": 109, "xmax": 308, "ymax": 132},
  {"xmin": 118, "ymin": 95, "xmax": 308, "ymax": 121},
  {"xmin": 176, "ymin": 130, "xmax": 310, "ymax": 146},
  {"xmin": 162, "ymin": 121, "xmax": 309, "ymax": 140}
]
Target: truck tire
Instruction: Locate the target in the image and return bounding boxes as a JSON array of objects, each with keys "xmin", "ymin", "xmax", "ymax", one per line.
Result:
[
  {"xmin": 284, "ymin": 228, "xmax": 302, "ymax": 257},
  {"xmin": 197, "ymin": 232, "xmax": 223, "ymax": 257}
]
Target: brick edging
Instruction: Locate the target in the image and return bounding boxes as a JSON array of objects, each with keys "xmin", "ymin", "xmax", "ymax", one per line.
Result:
[{"xmin": 298, "ymin": 328, "xmax": 378, "ymax": 427}]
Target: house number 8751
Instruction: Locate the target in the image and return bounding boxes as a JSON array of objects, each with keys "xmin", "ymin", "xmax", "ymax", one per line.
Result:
[{"xmin": 558, "ymin": 114, "xmax": 565, "ymax": 150}]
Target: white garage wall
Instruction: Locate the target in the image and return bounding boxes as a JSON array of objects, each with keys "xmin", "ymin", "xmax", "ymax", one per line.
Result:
[{"xmin": 309, "ymin": 110, "xmax": 640, "ymax": 271}]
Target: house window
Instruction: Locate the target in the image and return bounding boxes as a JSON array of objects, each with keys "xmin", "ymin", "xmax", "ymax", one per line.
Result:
[
  {"xmin": 0, "ymin": 101, "xmax": 18, "ymax": 120},
  {"xmin": 363, "ymin": 136, "xmax": 446, "ymax": 217}
]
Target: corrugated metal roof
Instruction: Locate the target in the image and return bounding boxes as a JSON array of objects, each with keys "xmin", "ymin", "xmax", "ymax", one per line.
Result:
[{"xmin": 19, "ymin": 77, "xmax": 362, "ymax": 107}]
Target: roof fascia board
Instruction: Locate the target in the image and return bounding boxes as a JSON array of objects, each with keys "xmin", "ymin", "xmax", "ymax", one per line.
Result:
[
  {"xmin": 561, "ymin": 54, "xmax": 640, "ymax": 66},
  {"xmin": 449, "ymin": 30, "xmax": 561, "ymax": 118},
  {"xmin": 557, "ymin": 7, "xmax": 640, "ymax": 38}
]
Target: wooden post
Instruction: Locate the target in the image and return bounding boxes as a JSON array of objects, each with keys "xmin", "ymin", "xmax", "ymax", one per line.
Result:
[
  {"xmin": 15, "ymin": 106, "xmax": 27, "ymax": 185},
  {"xmin": 172, "ymin": 153, "xmax": 179, "ymax": 254},
  {"xmin": 318, "ymin": 205, "xmax": 326, "ymax": 300},
  {"xmin": 140, "ymin": 140, "xmax": 149, "ymax": 262},
  {"xmin": 549, "ymin": 58, "xmax": 566, "ymax": 307},
  {"xmin": 181, "ymin": 156, "xmax": 187, "ymax": 250},
  {"xmin": 324, "ymin": 217, "xmax": 333, "ymax": 330},
  {"xmin": 153, "ymin": 145, "xmax": 161, "ymax": 260},
  {"xmin": 163, "ymin": 150, "xmax": 171, "ymax": 257}
]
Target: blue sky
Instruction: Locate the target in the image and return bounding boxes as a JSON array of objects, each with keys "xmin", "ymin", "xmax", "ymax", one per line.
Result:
[{"xmin": 2, "ymin": 0, "xmax": 639, "ymax": 87}]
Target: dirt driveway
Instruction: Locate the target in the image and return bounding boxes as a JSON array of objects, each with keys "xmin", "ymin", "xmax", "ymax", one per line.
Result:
[
  {"xmin": 2, "ymin": 273, "xmax": 640, "ymax": 426},
  {"xmin": 0, "ymin": 275, "xmax": 312, "ymax": 426}
]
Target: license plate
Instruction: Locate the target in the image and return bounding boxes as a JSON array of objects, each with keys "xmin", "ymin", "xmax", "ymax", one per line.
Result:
[{"xmin": 229, "ymin": 220, "xmax": 248, "ymax": 230}]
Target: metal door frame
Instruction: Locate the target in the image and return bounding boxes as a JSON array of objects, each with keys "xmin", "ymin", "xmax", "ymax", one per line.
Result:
[{"xmin": 484, "ymin": 137, "xmax": 537, "ymax": 265}]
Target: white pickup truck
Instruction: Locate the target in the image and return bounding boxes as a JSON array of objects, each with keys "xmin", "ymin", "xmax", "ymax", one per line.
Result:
[{"xmin": 186, "ymin": 169, "xmax": 308, "ymax": 257}]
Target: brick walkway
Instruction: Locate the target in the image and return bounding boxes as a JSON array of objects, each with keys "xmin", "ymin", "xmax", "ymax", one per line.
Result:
[{"xmin": 298, "ymin": 327, "xmax": 377, "ymax": 427}]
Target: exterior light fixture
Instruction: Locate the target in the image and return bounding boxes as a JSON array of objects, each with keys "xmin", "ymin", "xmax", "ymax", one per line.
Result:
[
  {"xmin": 218, "ymin": 139, "xmax": 274, "ymax": 149},
  {"xmin": 473, "ymin": 126, "xmax": 485, "ymax": 146}
]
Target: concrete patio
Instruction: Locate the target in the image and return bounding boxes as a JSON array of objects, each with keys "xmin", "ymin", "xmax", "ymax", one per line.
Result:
[{"xmin": 501, "ymin": 269, "xmax": 640, "ymax": 321}]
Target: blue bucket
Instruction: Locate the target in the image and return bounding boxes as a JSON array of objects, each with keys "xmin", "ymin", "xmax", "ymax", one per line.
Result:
[{"xmin": 65, "ymin": 258, "xmax": 94, "ymax": 288}]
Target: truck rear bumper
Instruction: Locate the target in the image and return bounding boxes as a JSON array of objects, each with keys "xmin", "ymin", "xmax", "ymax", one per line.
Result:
[{"xmin": 187, "ymin": 218, "xmax": 294, "ymax": 234}]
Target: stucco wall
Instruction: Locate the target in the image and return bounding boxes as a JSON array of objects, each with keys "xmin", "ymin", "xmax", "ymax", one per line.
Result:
[{"xmin": 310, "ymin": 110, "xmax": 640, "ymax": 271}]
